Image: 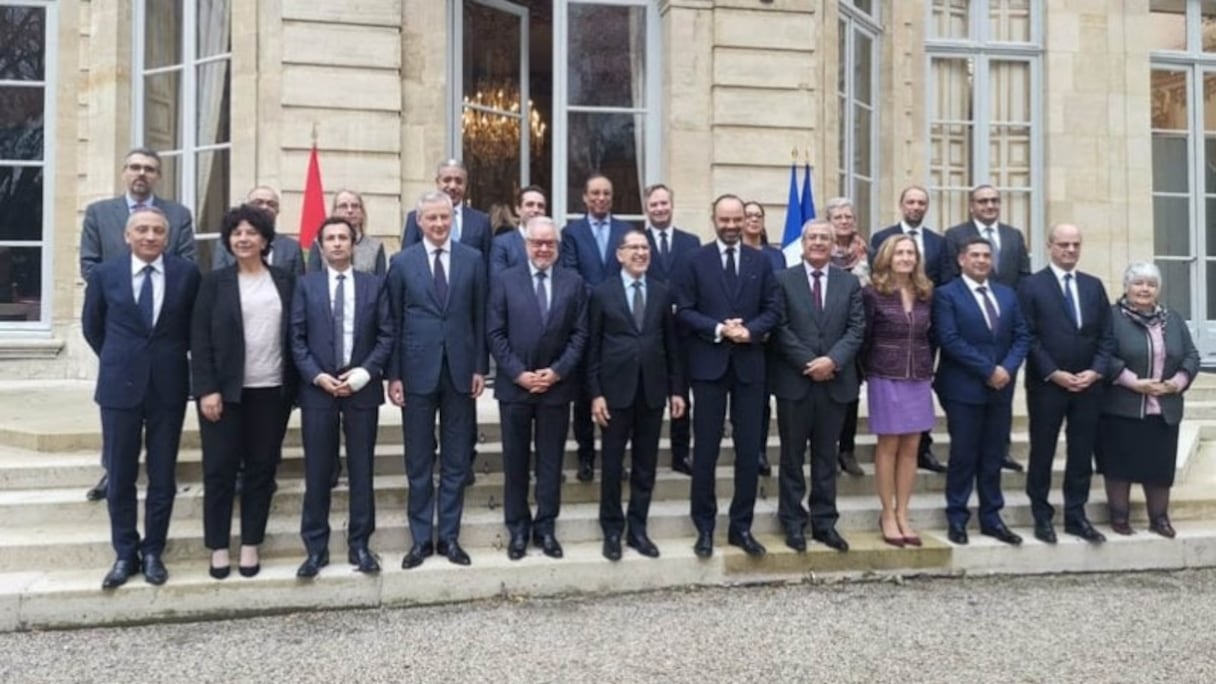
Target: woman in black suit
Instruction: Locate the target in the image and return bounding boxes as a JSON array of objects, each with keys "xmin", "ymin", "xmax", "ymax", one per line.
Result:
[{"xmin": 192, "ymin": 205, "xmax": 298, "ymax": 578}]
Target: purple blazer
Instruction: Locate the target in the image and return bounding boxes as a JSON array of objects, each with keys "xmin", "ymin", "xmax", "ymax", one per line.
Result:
[{"xmin": 861, "ymin": 287, "xmax": 934, "ymax": 380}]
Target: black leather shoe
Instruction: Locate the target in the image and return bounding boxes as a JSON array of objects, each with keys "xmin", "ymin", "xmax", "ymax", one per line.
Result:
[
  {"xmin": 1065, "ymin": 518, "xmax": 1107, "ymax": 544},
  {"xmin": 535, "ymin": 533, "xmax": 564, "ymax": 559},
  {"xmin": 602, "ymin": 534, "xmax": 622, "ymax": 561},
  {"xmin": 947, "ymin": 525, "xmax": 969, "ymax": 545},
  {"xmin": 348, "ymin": 547, "xmax": 380, "ymax": 573},
  {"xmin": 1149, "ymin": 516, "xmax": 1177, "ymax": 539},
  {"xmin": 672, "ymin": 457, "xmax": 693, "ymax": 476},
  {"xmin": 437, "ymin": 540, "xmax": 472, "ymax": 566},
  {"xmin": 102, "ymin": 558, "xmax": 139, "ymax": 589},
  {"xmin": 785, "ymin": 530, "xmax": 807, "ymax": 553},
  {"xmin": 727, "ymin": 530, "xmax": 767, "ymax": 557},
  {"xmin": 238, "ymin": 563, "xmax": 261, "ymax": 578},
  {"xmin": 758, "ymin": 457, "xmax": 772, "ymax": 478},
  {"xmin": 576, "ymin": 461, "xmax": 594, "ymax": 483},
  {"xmin": 1034, "ymin": 521, "xmax": 1058, "ymax": 544},
  {"xmin": 812, "ymin": 528, "xmax": 850, "ymax": 552},
  {"xmin": 693, "ymin": 530, "xmax": 713, "ymax": 558},
  {"xmin": 208, "ymin": 563, "xmax": 230, "ymax": 580},
  {"xmin": 626, "ymin": 534, "xmax": 660, "ymax": 558},
  {"xmin": 507, "ymin": 533, "xmax": 528, "ymax": 560},
  {"xmin": 401, "ymin": 542, "xmax": 434, "ymax": 569},
  {"xmin": 838, "ymin": 451, "xmax": 864, "ymax": 477},
  {"xmin": 980, "ymin": 524, "xmax": 1023, "ymax": 545},
  {"xmin": 464, "ymin": 470, "xmax": 476, "ymax": 487},
  {"xmin": 142, "ymin": 553, "xmax": 168, "ymax": 585},
  {"xmin": 1001, "ymin": 457, "xmax": 1025, "ymax": 472},
  {"xmin": 917, "ymin": 450, "xmax": 947, "ymax": 473},
  {"xmin": 297, "ymin": 551, "xmax": 330, "ymax": 578},
  {"xmin": 86, "ymin": 473, "xmax": 108, "ymax": 502}
]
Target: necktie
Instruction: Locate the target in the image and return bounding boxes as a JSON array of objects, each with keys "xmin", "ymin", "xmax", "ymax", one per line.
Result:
[
  {"xmin": 333, "ymin": 274, "xmax": 346, "ymax": 368},
  {"xmin": 535, "ymin": 271, "xmax": 549, "ymax": 322},
  {"xmin": 725, "ymin": 246, "xmax": 738, "ymax": 290},
  {"xmin": 433, "ymin": 248, "xmax": 448, "ymax": 306},
  {"xmin": 811, "ymin": 270, "xmax": 824, "ymax": 312},
  {"xmin": 1063, "ymin": 273, "xmax": 1080, "ymax": 328},
  {"xmin": 985, "ymin": 226, "xmax": 1001, "ymax": 274},
  {"xmin": 138, "ymin": 265, "xmax": 155, "ymax": 329},
  {"xmin": 453, "ymin": 209, "xmax": 462, "ymax": 242},
  {"xmin": 659, "ymin": 231, "xmax": 671, "ymax": 268},
  {"xmin": 595, "ymin": 221, "xmax": 609, "ymax": 262},
  {"xmin": 907, "ymin": 229, "xmax": 920, "ymax": 255},
  {"xmin": 632, "ymin": 281, "xmax": 645, "ymax": 330},
  {"xmin": 132, "ymin": 201, "xmax": 147, "ymax": 213},
  {"xmin": 977, "ymin": 285, "xmax": 1000, "ymax": 331}
]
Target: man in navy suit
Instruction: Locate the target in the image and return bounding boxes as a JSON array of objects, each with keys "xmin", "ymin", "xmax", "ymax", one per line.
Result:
[
  {"xmin": 81, "ymin": 207, "xmax": 201, "ymax": 589},
  {"xmin": 588, "ymin": 229, "xmax": 687, "ymax": 561},
  {"xmin": 291, "ymin": 216, "xmax": 394, "ymax": 578},
  {"xmin": 642, "ymin": 184, "xmax": 701, "ymax": 475},
  {"xmin": 79, "ymin": 148, "xmax": 197, "ymax": 502},
  {"xmin": 490, "ymin": 185, "xmax": 547, "ymax": 279},
  {"xmin": 869, "ymin": 185, "xmax": 948, "ymax": 474},
  {"xmin": 400, "ymin": 159, "xmax": 493, "ymax": 268},
  {"xmin": 489, "ymin": 216, "xmax": 588, "ymax": 561},
  {"xmin": 213, "ymin": 186, "xmax": 305, "ymax": 275},
  {"xmin": 560, "ymin": 174, "xmax": 634, "ymax": 483},
  {"xmin": 933, "ymin": 236, "xmax": 1030, "ymax": 546},
  {"xmin": 388, "ymin": 192, "xmax": 488, "ymax": 568},
  {"xmin": 674, "ymin": 194, "xmax": 781, "ymax": 558},
  {"xmin": 1018, "ymin": 223, "xmax": 1114, "ymax": 545}
]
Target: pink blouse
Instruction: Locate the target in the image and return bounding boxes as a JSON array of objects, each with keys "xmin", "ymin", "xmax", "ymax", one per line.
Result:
[{"xmin": 1115, "ymin": 319, "xmax": 1189, "ymax": 415}]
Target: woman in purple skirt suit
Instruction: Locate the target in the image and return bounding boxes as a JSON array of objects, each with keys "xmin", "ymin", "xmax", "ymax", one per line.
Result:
[{"xmin": 862, "ymin": 234, "xmax": 936, "ymax": 546}]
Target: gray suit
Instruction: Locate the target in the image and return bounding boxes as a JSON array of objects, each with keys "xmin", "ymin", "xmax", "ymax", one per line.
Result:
[
  {"xmin": 768, "ymin": 263, "xmax": 865, "ymax": 535},
  {"xmin": 79, "ymin": 196, "xmax": 196, "ymax": 278},
  {"xmin": 942, "ymin": 221, "xmax": 1031, "ymax": 288},
  {"xmin": 213, "ymin": 234, "xmax": 305, "ymax": 275}
]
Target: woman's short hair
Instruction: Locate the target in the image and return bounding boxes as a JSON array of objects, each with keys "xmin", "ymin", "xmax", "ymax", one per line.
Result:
[
  {"xmin": 220, "ymin": 204, "xmax": 276, "ymax": 257},
  {"xmin": 1122, "ymin": 261, "xmax": 1162, "ymax": 290}
]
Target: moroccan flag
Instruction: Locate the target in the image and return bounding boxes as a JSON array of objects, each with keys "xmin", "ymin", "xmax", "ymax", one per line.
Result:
[{"xmin": 298, "ymin": 145, "xmax": 326, "ymax": 249}]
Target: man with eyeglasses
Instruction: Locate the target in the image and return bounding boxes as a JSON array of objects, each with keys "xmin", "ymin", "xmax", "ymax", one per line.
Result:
[
  {"xmin": 212, "ymin": 186, "xmax": 305, "ymax": 275},
  {"xmin": 79, "ymin": 147, "xmax": 198, "ymax": 503}
]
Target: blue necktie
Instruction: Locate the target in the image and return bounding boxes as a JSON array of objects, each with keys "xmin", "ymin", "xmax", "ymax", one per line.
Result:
[
  {"xmin": 1063, "ymin": 273, "xmax": 1079, "ymax": 328},
  {"xmin": 138, "ymin": 265, "xmax": 155, "ymax": 329},
  {"xmin": 595, "ymin": 221, "xmax": 609, "ymax": 262},
  {"xmin": 535, "ymin": 271, "xmax": 549, "ymax": 322}
]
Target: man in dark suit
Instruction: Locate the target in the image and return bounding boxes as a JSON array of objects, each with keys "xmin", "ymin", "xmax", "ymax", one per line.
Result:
[
  {"xmin": 488, "ymin": 216, "xmax": 588, "ymax": 561},
  {"xmin": 588, "ymin": 229, "xmax": 686, "ymax": 561},
  {"xmin": 213, "ymin": 186, "xmax": 305, "ymax": 275},
  {"xmin": 490, "ymin": 185, "xmax": 547, "ymax": 279},
  {"xmin": 933, "ymin": 236, "xmax": 1030, "ymax": 546},
  {"xmin": 400, "ymin": 159, "xmax": 493, "ymax": 267},
  {"xmin": 770, "ymin": 219, "xmax": 865, "ymax": 553},
  {"xmin": 560, "ymin": 174, "xmax": 634, "ymax": 483},
  {"xmin": 641, "ymin": 183, "xmax": 701, "ymax": 476},
  {"xmin": 673, "ymin": 194, "xmax": 781, "ymax": 558},
  {"xmin": 79, "ymin": 147, "xmax": 197, "ymax": 502},
  {"xmin": 291, "ymin": 216, "xmax": 394, "ymax": 578},
  {"xmin": 81, "ymin": 207, "xmax": 201, "ymax": 589},
  {"xmin": 1018, "ymin": 223, "xmax": 1114, "ymax": 545},
  {"xmin": 869, "ymin": 185, "xmax": 948, "ymax": 474},
  {"xmin": 388, "ymin": 192, "xmax": 488, "ymax": 568}
]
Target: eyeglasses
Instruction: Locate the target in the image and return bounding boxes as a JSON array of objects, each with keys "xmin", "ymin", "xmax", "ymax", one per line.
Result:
[
  {"xmin": 974, "ymin": 197, "xmax": 1001, "ymax": 205},
  {"xmin": 126, "ymin": 164, "xmax": 159, "ymax": 174},
  {"xmin": 526, "ymin": 239, "xmax": 558, "ymax": 249}
]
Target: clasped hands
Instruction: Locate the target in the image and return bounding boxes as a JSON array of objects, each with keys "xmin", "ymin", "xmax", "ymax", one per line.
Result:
[
  {"xmin": 388, "ymin": 373, "xmax": 485, "ymax": 408},
  {"xmin": 803, "ymin": 356, "xmax": 837, "ymax": 382},
  {"xmin": 1048, "ymin": 369, "xmax": 1102, "ymax": 393},
  {"xmin": 720, "ymin": 318, "xmax": 751, "ymax": 344},
  {"xmin": 516, "ymin": 368, "xmax": 560, "ymax": 394},
  {"xmin": 1131, "ymin": 378, "xmax": 1181, "ymax": 397},
  {"xmin": 592, "ymin": 395, "xmax": 686, "ymax": 427}
]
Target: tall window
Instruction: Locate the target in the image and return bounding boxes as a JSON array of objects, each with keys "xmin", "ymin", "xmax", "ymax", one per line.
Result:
[
  {"xmin": 0, "ymin": 2, "xmax": 53, "ymax": 328},
  {"xmin": 926, "ymin": 0, "xmax": 1041, "ymax": 239},
  {"xmin": 837, "ymin": 1, "xmax": 880, "ymax": 232},
  {"xmin": 133, "ymin": 0, "xmax": 230, "ymax": 253}
]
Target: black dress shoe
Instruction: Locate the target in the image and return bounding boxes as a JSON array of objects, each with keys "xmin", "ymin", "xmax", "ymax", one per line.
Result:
[
  {"xmin": 1149, "ymin": 516, "xmax": 1177, "ymax": 539},
  {"xmin": 401, "ymin": 542, "xmax": 434, "ymax": 569},
  {"xmin": 693, "ymin": 530, "xmax": 713, "ymax": 558},
  {"xmin": 238, "ymin": 563, "xmax": 261, "ymax": 578},
  {"xmin": 917, "ymin": 450, "xmax": 947, "ymax": 473},
  {"xmin": 464, "ymin": 470, "xmax": 476, "ymax": 487},
  {"xmin": 980, "ymin": 524, "xmax": 1023, "ymax": 545},
  {"xmin": 437, "ymin": 540, "xmax": 472, "ymax": 566},
  {"xmin": 1034, "ymin": 521, "xmax": 1058, "ymax": 544},
  {"xmin": 576, "ymin": 461, "xmax": 594, "ymax": 483},
  {"xmin": 142, "ymin": 553, "xmax": 168, "ymax": 586},
  {"xmin": 838, "ymin": 451, "xmax": 864, "ymax": 477},
  {"xmin": 209, "ymin": 563, "xmax": 230, "ymax": 580},
  {"xmin": 348, "ymin": 547, "xmax": 380, "ymax": 573},
  {"xmin": 758, "ymin": 458, "xmax": 772, "ymax": 478},
  {"xmin": 86, "ymin": 473, "xmax": 108, "ymax": 502},
  {"xmin": 101, "ymin": 558, "xmax": 139, "ymax": 590},
  {"xmin": 1065, "ymin": 519, "xmax": 1107, "ymax": 544},
  {"xmin": 297, "ymin": 551, "xmax": 330, "ymax": 578},
  {"xmin": 947, "ymin": 525, "xmax": 969, "ymax": 545},
  {"xmin": 785, "ymin": 530, "xmax": 807, "ymax": 553},
  {"xmin": 602, "ymin": 534, "xmax": 622, "ymax": 561},
  {"xmin": 672, "ymin": 457, "xmax": 693, "ymax": 476},
  {"xmin": 812, "ymin": 528, "xmax": 850, "ymax": 552},
  {"xmin": 1001, "ymin": 457, "xmax": 1025, "ymax": 472},
  {"xmin": 535, "ymin": 533, "xmax": 564, "ymax": 559},
  {"xmin": 626, "ymin": 534, "xmax": 660, "ymax": 558},
  {"xmin": 727, "ymin": 529, "xmax": 767, "ymax": 557},
  {"xmin": 507, "ymin": 534, "xmax": 528, "ymax": 561}
]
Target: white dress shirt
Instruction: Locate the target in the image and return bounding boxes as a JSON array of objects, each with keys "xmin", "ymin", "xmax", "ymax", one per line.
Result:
[
  {"xmin": 426, "ymin": 238, "xmax": 453, "ymax": 278},
  {"xmin": 974, "ymin": 219, "xmax": 1001, "ymax": 251},
  {"xmin": 327, "ymin": 266, "xmax": 356, "ymax": 368},
  {"xmin": 1048, "ymin": 263, "xmax": 1082, "ymax": 327},
  {"xmin": 528, "ymin": 262, "xmax": 552, "ymax": 312},
  {"xmin": 452, "ymin": 205, "xmax": 463, "ymax": 243},
  {"xmin": 899, "ymin": 221, "xmax": 929, "ymax": 258},
  {"xmin": 130, "ymin": 254, "xmax": 165, "ymax": 325},
  {"xmin": 804, "ymin": 260, "xmax": 830, "ymax": 304},
  {"xmin": 962, "ymin": 274, "xmax": 1000, "ymax": 329}
]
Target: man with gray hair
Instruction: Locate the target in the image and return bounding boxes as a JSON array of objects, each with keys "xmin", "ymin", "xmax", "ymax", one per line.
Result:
[
  {"xmin": 401, "ymin": 159, "xmax": 493, "ymax": 268},
  {"xmin": 212, "ymin": 185, "xmax": 305, "ymax": 275}
]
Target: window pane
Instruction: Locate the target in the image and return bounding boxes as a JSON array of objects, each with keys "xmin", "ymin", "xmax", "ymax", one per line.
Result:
[
  {"xmin": 462, "ymin": 0, "xmax": 522, "ymax": 110},
  {"xmin": 1001, "ymin": 190, "xmax": 1031, "ymax": 246},
  {"xmin": 989, "ymin": 0, "xmax": 1031, "ymax": 43},
  {"xmin": 990, "ymin": 60, "xmax": 1030, "ymax": 123},
  {"xmin": 0, "ymin": 247, "xmax": 41, "ymax": 321},
  {"xmin": 930, "ymin": 123, "xmax": 972, "ymax": 190},
  {"xmin": 1153, "ymin": 134, "xmax": 1189, "ymax": 193},
  {"xmin": 854, "ymin": 179, "xmax": 872, "ymax": 236},
  {"xmin": 1207, "ymin": 261, "xmax": 1216, "ymax": 318},
  {"xmin": 197, "ymin": 0, "xmax": 231, "ymax": 59},
  {"xmin": 837, "ymin": 20, "xmax": 847, "ymax": 96},
  {"xmin": 933, "ymin": 58, "xmax": 973, "ymax": 121},
  {"xmin": 1157, "ymin": 259, "xmax": 1192, "ymax": 317},
  {"xmin": 1154, "ymin": 195, "xmax": 1192, "ymax": 257},
  {"xmin": 195, "ymin": 148, "xmax": 229, "ymax": 236},
  {"xmin": 929, "ymin": 189, "xmax": 970, "ymax": 231},
  {"xmin": 157, "ymin": 153, "xmax": 181, "ymax": 203},
  {"xmin": 463, "ymin": 108, "xmax": 522, "ymax": 210},
  {"xmin": 854, "ymin": 105, "xmax": 872, "ymax": 176},
  {"xmin": 0, "ymin": 6, "xmax": 46, "ymax": 80},
  {"xmin": 854, "ymin": 31, "xmax": 873, "ymax": 106},
  {"xmin": 1149, "ymin": 8, "xmax": 1187, "ymax": 52},
  {"xmin": 0, "ymin": 165, "xmax": 41, "ymax": 241},
  {"xmin": 143, "ymin": 70, "xmax": 182, "ymax": 151},
  {"xmin": 0, "ymin": 86, "xmax": 43, "ymax": 161},
  {"xmin": 1207, "ymin": 198, "xmax": 1216, "ymax": 256},
  {"xmin": 195, "ymin": 60, "xmax": 231, "ymax": 146},
  {"xmin": 565, "ymin": 111, "xmax": 642, "ymax": 217},
  {"xmin": 1207, "ymin": 136, "xmax": 1216, "ymax": 194},
  {"xmin": 144, "ymin": 0, "xmax": 183, "ymax": 69},
  {"xmin": 567, "ymin": 4, "xmax": 645, "ymax": 108},
  {"xmin": 1151, "ymin": 70, "xmax": 1188, "ymax": 131},
  {"xmin": 931, "ymin": 0, "xmax": 970, "ymax": 40},
  {"xmin": 851, "ymin": 0, "xmax": 874, "ymax": 17},
  {"xmin": 989, "ymin": 124, "xmax": 1031, "ymax": 188},
  {"xmin": 837, "ymin": 95, "xmax": 847, "ymax": 180}
]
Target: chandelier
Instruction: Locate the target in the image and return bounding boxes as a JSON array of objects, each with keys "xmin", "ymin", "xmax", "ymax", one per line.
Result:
[{"xmin": 461, "ymin": 84, "xmax": 547, "ymax": 163}]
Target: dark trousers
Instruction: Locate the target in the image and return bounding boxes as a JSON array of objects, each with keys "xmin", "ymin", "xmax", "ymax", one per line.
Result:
[
  {"xmin": 300, "ymin": 404, "xmax": 378, "ymax": 555},
  {"xmin": 690, "ymin": 366, "xmax": 763, "ymax": 534},
  {"xmin": 669, "ymin": 391, "xmax": 692, "ymax": 465},
  {"xmin": 403, "ymin": 361, "xmax": 472, "ymax": 545},
  {"xmin": 1026, "ymin": 384, "xmax": 1101, "ymax": 523},
  {"xmin": 943, "ymin": 399, "xmax": 1011, "ymax": 529},
  {"xmin": 501, "ymin": 401, "xmax": 570, "ymax": 537},
  {"xmin": 200, "ymin": 387, "xmax": 291, "ymax": 549},
  {"xmin": 102, "ymin": 389, "xmax": 186, "ymax": 561},
  {"xmin": 599, "ymin": 391, "xmax": 664, "ymax": 538},
  {"xmin": 838, "ymin": 399, "xmax": 859, "ymax": 453},
  {"xmin": 776, "ymin": 387, "xmax": 845, "ymax": 535},
  {"xmin": 572, "ymin": 385, "xmax": 598, "ymax": 465}
]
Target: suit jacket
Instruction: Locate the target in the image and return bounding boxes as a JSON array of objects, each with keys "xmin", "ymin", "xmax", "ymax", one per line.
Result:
[
  {"xmin": 1017, "ymin": 267, "xmax": 1114, "ymax": 386},
  {"xmin": 871, "ymin": 224, "xmax": 947, "ymax": 286},
  {"xmin": 386, "ymin": 241, "xmax": 488, "ymax": 395},
  {"xmin": 673, "ymin": 243, "xmax": 781, "ymax": 384},
  {"xmin": 82, "ymin": 254, "xmax": 201, "ymax": 409},
  {"xmin": 586, "ymin": 277, "xmax": 685, "ymax": 410},
  {"xmin": 401, "ymin": 206, "xmax": 493, "ymax": 268},
  {"xmin": 932, "ymin": 277, "xmax": 1031, "ymax": 405},
  {"xmin": 190, "ymin": 265, "xmax": 299, "ymax": 404},
  {"xmin": 214, "ymin": 234, "xmax": 305, "ymax": 275},
  {"xmin": 290, "ymin": 270, "xmax": 394, "ymax": 410},
  {"xmin": 490, "ymin": 229, "xmax": 527, "ymax": 280},
  {"xmin": 644, "ymin": 227, "xmax": 702, "ymax": 283},
  {"xmin": 79, "ymin": 196, "xmax": 196, "ymax": 278},
  {"xmin": 488, "ymin": 264, "xmax": 588, "ymax": 405},
  {"xmin": 942, "ymin": 221, "xmax": 1031, "ymax": 287},
  {"xmin": 1103, "ymin": 306, "xmax": 1200, "ymax": 425},
  {"xmin": 768, "ymin": 264, "xmax": 865, "ymax": 404},
  {"xmin": 559, "ymin": 216, "xmax": 634, "ymax": 287}
]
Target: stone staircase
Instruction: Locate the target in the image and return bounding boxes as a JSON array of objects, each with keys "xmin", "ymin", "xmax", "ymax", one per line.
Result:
[{"xmin": 2, "ymin": 379, "xmax": 1216, "ymax": 631}]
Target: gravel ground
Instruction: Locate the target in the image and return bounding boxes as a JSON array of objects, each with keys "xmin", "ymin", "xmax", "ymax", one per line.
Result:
[{"xmin": 3, "ymin": 569, "xmax": 1215, "ymax": 683}]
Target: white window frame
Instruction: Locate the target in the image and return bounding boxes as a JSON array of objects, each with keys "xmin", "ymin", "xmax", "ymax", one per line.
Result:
[
  {"xmin": 837, "ymin": 1, "xmax": 880, "ymax": 231},
  {"xmin": 0, "ymin": 0, "xmax": 55, "ymax": 334}
]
